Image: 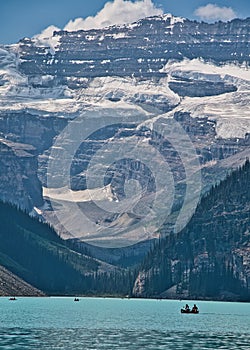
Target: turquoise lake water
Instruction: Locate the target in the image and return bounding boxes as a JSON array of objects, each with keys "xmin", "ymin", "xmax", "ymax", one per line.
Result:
[{"xmin": 0, "ymin": 297, "xmax": 249, "ymax": 349}]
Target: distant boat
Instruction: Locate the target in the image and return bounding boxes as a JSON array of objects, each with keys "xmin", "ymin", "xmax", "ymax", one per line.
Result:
[
  {"xmin": 181, "ymin": 303, "xmax": 199, "ymax": 314},
  {"xmin": 181, "ymin": 308, "xmax": 199, "ymax": 314},
  {"xmin": 9, "ymin": 297, "xmax": 16, "ymax": 301},
  {"xmin": 74, "ymin": 298, "xmax": 80, "ymax": 302}
]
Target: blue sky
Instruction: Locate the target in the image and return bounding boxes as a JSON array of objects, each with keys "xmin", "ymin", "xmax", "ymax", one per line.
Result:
[{"xmin": 0, "ymin": 0, "xmax": 249, "ymax": 44}]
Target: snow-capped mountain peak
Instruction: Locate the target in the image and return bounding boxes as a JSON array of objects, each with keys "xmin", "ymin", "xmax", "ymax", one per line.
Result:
[{"xmin": 0, "ymin": 15, "xmax": 249, "ymax": 246}]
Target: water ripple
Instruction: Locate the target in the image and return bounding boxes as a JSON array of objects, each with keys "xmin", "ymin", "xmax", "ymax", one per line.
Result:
[{"xmin": 0, "ymin": 328, "xmax": 249, "ymax": 350}]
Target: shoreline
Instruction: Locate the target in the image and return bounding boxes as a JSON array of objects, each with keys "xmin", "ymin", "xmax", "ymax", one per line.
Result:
[{"xmin": 1, "ymin": 294, "xmax": 249, "ymax": 303}]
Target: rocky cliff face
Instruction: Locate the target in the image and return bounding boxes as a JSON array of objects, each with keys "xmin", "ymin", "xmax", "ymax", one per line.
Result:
[
  {"xmin": 0, "ymin": 138, "xmax": 43, "ymax": 210},
  {"xmin": 0, "ymin": 265, "xmax": 44, "ymax": 296},
  {"xmin": 0, "ymin": 15, "xmax": 249, "ymax": 246},
  {"xmin": 18, "ymin": 16, "xmax": 250, "ymax": 83}
]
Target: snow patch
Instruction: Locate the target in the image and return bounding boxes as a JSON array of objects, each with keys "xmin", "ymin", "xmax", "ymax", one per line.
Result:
[
  {"xmin": 162, "ymin": 13, "xmax": 184, "ymax": 25},
  {"xmin": 162, "ymin": 58, "xmax": 250, "ymax": 82},
  {"xmin": 43, "ymin": 184, "xmax": 117, "ymax": 203},
  {"xmin": 112, "ymin": 32, "xmax": 129, "ymax": 39}
]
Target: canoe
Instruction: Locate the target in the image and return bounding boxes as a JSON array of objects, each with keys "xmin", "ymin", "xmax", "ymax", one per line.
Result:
[{"xmin": 181, "ymin": 309, "xmax": 199, "ymax": 314}]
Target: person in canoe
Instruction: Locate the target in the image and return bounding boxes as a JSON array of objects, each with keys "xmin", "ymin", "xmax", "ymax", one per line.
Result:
[
  {"xmin": 191, "ymin": 304, "xmax": 199, "ymax": 313},
  {"xmin": 181, "ymin": 304, "xmax": 190, "ymax": 313}
]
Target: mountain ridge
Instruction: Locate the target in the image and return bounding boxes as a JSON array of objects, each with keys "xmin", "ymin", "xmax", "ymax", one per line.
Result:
[{"xmin": 0, "ymin": 14, "xmax": 249, "ymax": 247}]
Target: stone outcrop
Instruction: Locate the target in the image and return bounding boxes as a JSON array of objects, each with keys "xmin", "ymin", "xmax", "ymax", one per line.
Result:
[
  {"xmin": 0, "ymin": 265, "xmax": 44, "ymax": 296},
  {"xmin": 0, "ymin": 138, "xmax": 43, "ymax": 210}
]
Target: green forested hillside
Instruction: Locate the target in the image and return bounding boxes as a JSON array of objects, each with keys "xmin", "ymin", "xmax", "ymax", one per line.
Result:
[
  {"xmin": 133, "ymin": 159, "xmax": 250, "ymax": 301},
  {"xmin": 0, "ymin": 201, "xmax": 103, "ymax": 294}
]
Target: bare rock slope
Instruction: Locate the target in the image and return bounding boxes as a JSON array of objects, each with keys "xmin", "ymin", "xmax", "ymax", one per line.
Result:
[{"xmin": 0, "ymin": 265, "xmax": 44, "ymax": 296}]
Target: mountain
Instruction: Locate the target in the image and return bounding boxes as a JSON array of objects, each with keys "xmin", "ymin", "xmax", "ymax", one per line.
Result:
[
  {"xmin": 0, "ymin": 200, "xmax": 120, "ymax": 294},
  {"xmin": 0, "ymin": 14, "xmax": 249, "ymax": 248},
  {"xmin": 0, "ymin": 160, "xmax": 248, "ymax": 299},
  {"xmin": 133, "ymin": 160, "xmax": 250, "ymax": 301}
]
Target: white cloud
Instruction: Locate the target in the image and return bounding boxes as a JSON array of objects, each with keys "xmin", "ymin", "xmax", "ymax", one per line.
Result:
[
  {"xmin": 33, "ymin": 0, "xmax": 162, "ymax": 52},
  {"xmin": 33, "ymin": 25, "xmax": 61, "ymax": 54},
  {"xmin": 35, "ymin": 25, "xmax": 60, "ymax": 40},
  {"xmin": 194, "ymin": 4, "xmax": 236, "ymax": 22},
  {"xmin": 64, "ymin": 0, "xmax": 163, "ymax": 31}
]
